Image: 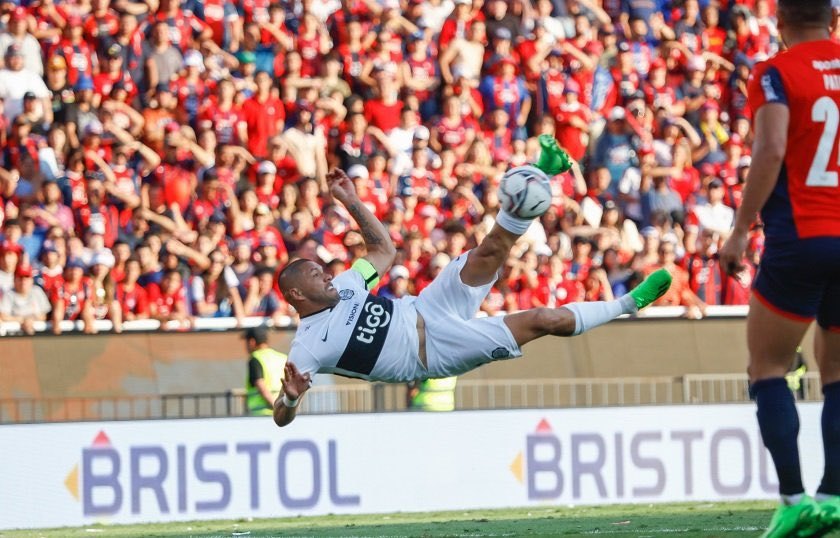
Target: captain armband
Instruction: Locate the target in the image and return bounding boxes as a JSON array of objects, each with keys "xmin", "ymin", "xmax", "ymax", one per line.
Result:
[{"xmin": 351, "ymin": 258, "xmax": 380, "ymax": 290}]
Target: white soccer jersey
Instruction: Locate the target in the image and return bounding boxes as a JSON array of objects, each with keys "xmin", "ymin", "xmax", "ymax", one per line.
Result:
[{"xmin": 288, "ymin": 269, "xmax": 424, "ymax": 382}]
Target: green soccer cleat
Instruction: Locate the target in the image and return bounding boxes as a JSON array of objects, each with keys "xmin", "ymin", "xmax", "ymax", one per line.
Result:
[
  {"xmin": 628, "ymin": 268, "xmax": 673, "ymax": 310},
  {"xmin": 800, "ymin": 496, "xmax": 840, "ymax": 537},
  {"xmin": 534, "ymin": 134, "xmax": 573, "ymax": 175},
  {"xmin": 760, "ymin": 496, "xmax": 822, "ymax": 538}
]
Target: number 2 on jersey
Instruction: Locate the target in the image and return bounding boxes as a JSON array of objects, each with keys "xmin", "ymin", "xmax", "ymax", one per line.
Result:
[{"xmin": 808, "ymin": 96, "xmax": 840, "ymax": 187}]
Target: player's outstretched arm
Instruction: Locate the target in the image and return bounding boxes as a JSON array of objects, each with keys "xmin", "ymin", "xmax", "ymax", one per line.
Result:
[
  {"xmin": 327, "ymin": 168, "xmax": 396, "ymax": 277},
  {"xmin": 273, "ymin": 362, "xmax": 311, "ymax": 428}
]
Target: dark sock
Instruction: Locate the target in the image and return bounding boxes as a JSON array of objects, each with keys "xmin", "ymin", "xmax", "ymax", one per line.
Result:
[
  {"xmin": 818, "ymin": 381, "xmax": 840, "ymax": 496},
  {"xmin": 750, "ymin": 378, "xmax": 805, "ymax": 496}
]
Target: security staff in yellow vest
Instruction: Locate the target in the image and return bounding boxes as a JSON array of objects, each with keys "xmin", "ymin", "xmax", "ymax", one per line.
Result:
[
  {"xmin": 244, "ymin": 326, "xmax": 287, "ymax": 415},
  {"xmin": 410, "ymin": 376, "xmax": 457, "ymax": 411}
]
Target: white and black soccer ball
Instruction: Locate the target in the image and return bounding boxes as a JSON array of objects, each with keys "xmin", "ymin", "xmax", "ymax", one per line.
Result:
[{"xmin": 498, "ymin": 165, "xmax": 552, "ymax": 219}]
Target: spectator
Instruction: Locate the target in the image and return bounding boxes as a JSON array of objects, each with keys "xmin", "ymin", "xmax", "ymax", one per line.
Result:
[
  {"xmin": 50, "ymin": 14, "xmax": 96, "ymax": 86},
  {"xmin": 439, "ymin": 20, "xmax": 484, "ymax": 86},
  {"xmin": 0, "ymin": 239, "xmax": 23, "ymax": 292},
  {"xmin": 242, "ymin": 71, "xmax": 285, "ymax": 158},
  {"xmin": 0, "ymin": 264, "xmax": 50, "ymax": 335},
  {"xmin": 646, "ymin": 239, "xmax": 706, "ymax": 319},
  {"xmin": 553, "ymin": 81, "xmax": 591, "ymax": 162},
  {"xmin": 191, "ymin": 249, "xmax": 245, "ymax": 321},
  {"xmin": 35, "ymin": 242, "xmax": 63, "ymax": 294},
  {"xmin": 431, "ymin": 95, "xmax": 475, "ymax": 159},
  {"xmin": 280, "ymin": 101, "xmax": 327, "ymax": 190},
  {"xmin": 689, "ymin": 179, "xmax": 734, "ymax": 236},
  {"xmin": 144, "ymin": 21, "xmax": 184, "ymax": 96},
  {"xmin": 593, "ymin": 107, "xmax": 637, "ymax": 190},
  {"xmin": 479, "ymin": 55, "xmax": 530, "ymax": 138},
  {"xmin": 88, "ymin": 250, "xmax": 123, "ymax": 333},
  {"xmin": 0, "ymin": 44, "xmax": 50, "ymax": 125},
  {"xmin": 243, "ymin": 266, "xmax": 284, "ymax": 325},
  {"xmin": 380, "ymin": 264, "xmax": 411, "ymax": 300},
  {"xmin": 147, "ymin": 268, "xmax": 190, "ymax": 327},
  {"xmin": 116, "ymin": 257, "xmax": 150, "ymax": 321},
  {"xmin": 51, "ymin": 259, "xmax": 96, "ymax": 335},
  {"xmin": 0, "ymin": 8, "xmax": 43, "ymax": 76}
]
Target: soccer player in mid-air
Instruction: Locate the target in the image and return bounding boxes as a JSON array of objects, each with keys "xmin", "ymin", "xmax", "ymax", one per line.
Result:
[
  {"xmin": 719, "ymin": 0, "xmax": 840, "ymax": 535},
  {"xmin": 274, "ymin": 136, "xmax": 672, "ymax": 428}
]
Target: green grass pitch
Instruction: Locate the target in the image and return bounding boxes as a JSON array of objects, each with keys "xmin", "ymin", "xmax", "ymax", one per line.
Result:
[{"xmin": 0, "ymin": 501, "xmax": 790, "ymax": 537}]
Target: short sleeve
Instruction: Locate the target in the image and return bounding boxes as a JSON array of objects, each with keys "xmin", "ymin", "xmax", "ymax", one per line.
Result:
[
  {"xmin": 34, "ymin": 287, "xmax": 50, "ymax": 315},
  {"xmin": 288, "ymin": 341, "xmax": 320, "ymax": 379},
  {"xmin": 748, "ymin": 63, "xmax": 788, "ymax": 113},
  {"xmin": 248, "ymin": 356, "xmax": 264, "ymax": 385},
  {"xmin": 222, "ymin": 266, "xmax": 239, "ymax": 288},
  {"xmin": 0, "ymin": 294, "xmax": 12, "ymax": 315},
  {"xmin": 190, "ymin": 276, "xmax": 205, "ymax": 302}
]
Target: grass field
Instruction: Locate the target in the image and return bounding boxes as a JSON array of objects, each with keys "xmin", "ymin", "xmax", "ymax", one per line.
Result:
[{"xmin": 0, "ymin": 501, "xmax": 784, "ymax": 538}]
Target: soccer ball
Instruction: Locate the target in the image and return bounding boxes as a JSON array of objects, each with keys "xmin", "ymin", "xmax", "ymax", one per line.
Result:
[{"xmin": 498, "ymin": 165, "xmax": 552, "ymax": 219}]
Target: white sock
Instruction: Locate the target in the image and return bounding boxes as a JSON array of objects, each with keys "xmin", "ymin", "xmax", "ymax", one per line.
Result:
[
  {"xmin": 496, "ymin": 210, "xmax": 533, "ymax": 235},
  {"xmin": 782, "ymin": 493, "xmax": 805, "ymax": 505},
  {"xmin": 815, "ymin": 493, "xmax": 835, "ymax": 501},
  {"xmin": 563, "ymin": 295, "xmax": 637, "ymax": 336}
]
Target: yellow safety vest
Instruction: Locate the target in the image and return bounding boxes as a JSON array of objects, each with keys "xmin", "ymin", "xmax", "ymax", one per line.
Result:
[
  {"xmin": 411, "ymin": 377, "xmax": 457, "ymax": 411},
  {"xmin": 246, "ymin": 348, "xmax": 287, "ymax": 415}
]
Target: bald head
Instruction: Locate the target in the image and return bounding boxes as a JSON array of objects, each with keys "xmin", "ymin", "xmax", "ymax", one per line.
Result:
[{"xmin": 277, "ymin": 258, "xmax": 312, "ymax": 301}]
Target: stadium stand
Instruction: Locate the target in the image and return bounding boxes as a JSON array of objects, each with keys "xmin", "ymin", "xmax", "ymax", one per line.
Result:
[{"xmin": 0, "ymin": 0, "xmax": 792, "ymax": 336}]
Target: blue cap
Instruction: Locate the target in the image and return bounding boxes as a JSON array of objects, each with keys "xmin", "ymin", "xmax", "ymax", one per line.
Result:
[
  {"xmin": 65, "ymin": 258, "xmax": 86, "ymax": 269},
  {"xmin": 494, "ymin": 27, "xmax": 512, "ymax": 40},
  {"xmin": 74, "ymin": 76, "xmax": 94, "ymax": 91}
]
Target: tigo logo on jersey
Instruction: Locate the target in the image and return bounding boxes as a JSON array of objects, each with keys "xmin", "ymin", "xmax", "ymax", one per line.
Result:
[{"xmin": 64, "ymin": 430, "xmax": 361, "ymax": 517}]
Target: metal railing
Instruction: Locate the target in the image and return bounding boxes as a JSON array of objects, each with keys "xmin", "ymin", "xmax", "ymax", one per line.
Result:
[{"xmin": 0, "ymin": 373, "xmax": 823, "ymax": 425}]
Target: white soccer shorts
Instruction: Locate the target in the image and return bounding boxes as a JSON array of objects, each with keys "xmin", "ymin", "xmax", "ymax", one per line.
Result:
[{"xmin": 414, "ymin": 251, "xmax": 522, "ymax": 377}]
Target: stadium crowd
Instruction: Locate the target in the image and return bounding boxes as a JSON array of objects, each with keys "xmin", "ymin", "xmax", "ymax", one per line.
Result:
[{"xmin": 0, "ymin": 0, "xmax": 792, "ymax": 335}]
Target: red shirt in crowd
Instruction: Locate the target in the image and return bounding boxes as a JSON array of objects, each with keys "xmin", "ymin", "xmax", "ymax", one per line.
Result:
[
  {"xmin": 75, "ymin": 203, "xmax": 119, "ymax": 246},
  {"xmin": 49, "ymin": 39, "xmax": 95, "ymax": 85},
  {"xmin": 241, "ymin": 94, "xmax": 285, "ymax": 158},
  {"xmin": 364, "ymin": 98, "xmax": 403, "ymax": 133},
  {"xmin": 199, "ymin": 101, "xmax": 245, "ymax": 145},
  {"xmin": 116, "ymin": 283, "xmax": 150, "ymax": 318},
  {"xmin": 51, "ymin": 277, "xmax": 93, "ymax": 320},
  {"xmin": 554, "ymin": 102, "xmax": 591, "ymax": 161},
  {"xmin": 146, "ymin": 281, "xmax": 187, "ymax": 317},
  {"xmin": 148, "ymin": 10, "xmax": 209, "ymax": 52},
  {"xmin": 83, "ymin": 10, "xmax": 120, "ymax": 42},
  {"xmin": 151, "ymin": 161, "xmax": 196, "ymax": 212}
]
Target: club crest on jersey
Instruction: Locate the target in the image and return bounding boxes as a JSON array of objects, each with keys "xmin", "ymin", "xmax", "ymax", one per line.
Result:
[
  {"xmin": 339, "ymin": 289, "xmax": 355, "ymax": 301},
  {"xmin": 492, "ymin": 347, "xmax": 510, "ymax": 359}
]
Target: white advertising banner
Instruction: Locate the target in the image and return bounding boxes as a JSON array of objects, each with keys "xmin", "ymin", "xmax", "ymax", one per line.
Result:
[{"xmin": 0, "ymin": 403, "xmax": 826, "ymax": 530}]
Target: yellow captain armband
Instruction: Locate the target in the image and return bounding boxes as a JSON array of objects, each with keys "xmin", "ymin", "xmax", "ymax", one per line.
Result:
[{"xmin": 351, "ymin": 258, "xmax": 380, "ymax": 290}]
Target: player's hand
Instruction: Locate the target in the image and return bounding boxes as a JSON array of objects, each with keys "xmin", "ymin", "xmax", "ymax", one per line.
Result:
[
  {"xmin": 283, "ymin": 361, "xmax": 311, "ymax": 400},
  {"xmin": 719, "ymin": 230, "xmax": 748, "ymax": 276},
  {"xmin": 327, "ymin": 168, "xmax": 358, "ymax": 205}
]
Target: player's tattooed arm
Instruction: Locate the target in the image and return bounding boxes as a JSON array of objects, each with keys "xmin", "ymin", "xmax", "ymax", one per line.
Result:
[
  {"xmin": 346, "ymin": 201, "xmax": 384, "ymax": 246},
  {"xmin": 328, "ymin": 168, "xmax": 396, "ymax": 276}
]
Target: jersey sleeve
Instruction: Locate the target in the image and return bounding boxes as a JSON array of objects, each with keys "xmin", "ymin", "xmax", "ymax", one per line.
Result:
[
  {"xmin": 288, "ymin": 340, "xmax": 320, "ymax": 379},
  {"xmin": 747, "ymin": 62, "xmax": 788, "ymax": 113}
]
